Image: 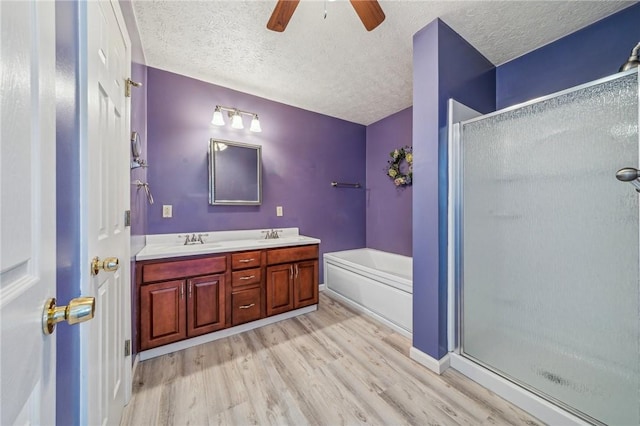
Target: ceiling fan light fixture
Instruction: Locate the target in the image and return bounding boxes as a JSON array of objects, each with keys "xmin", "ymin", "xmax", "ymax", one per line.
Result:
[{"xmin": 211, "ymin": 106, "xmax": 225, "ymax": 126}]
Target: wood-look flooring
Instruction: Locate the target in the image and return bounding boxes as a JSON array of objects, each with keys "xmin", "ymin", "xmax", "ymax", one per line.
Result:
[{"xmin": 121, "ymin": 293, "xmax": 542, "ymax": 426}]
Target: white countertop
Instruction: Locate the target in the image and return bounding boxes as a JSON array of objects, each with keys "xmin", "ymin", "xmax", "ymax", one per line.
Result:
[{"xmin": 136, "ymin": 228, "xmax": 320, "ymax": 261}]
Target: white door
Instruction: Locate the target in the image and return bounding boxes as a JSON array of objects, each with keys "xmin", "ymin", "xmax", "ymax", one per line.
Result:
[
  {"xmin": 0, "ymin": 1, "xmax": 57, "ymax": 424},
  {"xmin": 81, "ymin": 1, "xmax": 132, "ymax": 424}
]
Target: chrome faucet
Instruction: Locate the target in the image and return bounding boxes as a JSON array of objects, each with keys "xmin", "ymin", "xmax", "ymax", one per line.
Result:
[
  {"xmin": 182, "ymin": 233, "xmax": 208, "ymax": 245},
  {"xmin": 262, "ymin": 229, "xmax": 283, "ymax": 239}
]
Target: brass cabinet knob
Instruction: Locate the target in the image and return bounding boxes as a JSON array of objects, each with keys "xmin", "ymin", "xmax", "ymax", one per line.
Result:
[
  {"xmin": 91, "ymin": 256, "xmax": 119, "ymax": 276},
  {"xmin": 42, "ymin": 297, "xmax": 96, "ymax": 335}
]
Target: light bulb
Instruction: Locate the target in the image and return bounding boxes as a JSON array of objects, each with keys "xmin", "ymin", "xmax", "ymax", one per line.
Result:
[
  {"xmin": 250, "ymin": 115, "xmax": 262, "ymax": 132},
  {"xmin": 211, "ymin": 107, "xmax": 224, "ymax": 126},
  {"xmin": 231, "ymin": 112, "xmax": 244, "ymax": 129}
]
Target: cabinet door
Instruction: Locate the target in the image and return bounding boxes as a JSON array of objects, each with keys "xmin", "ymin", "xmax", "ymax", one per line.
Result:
[
  {"xmin": 266, "ymin": 264, "xmax": 294, "ymax": 316},
  {"xmin": 140, "ymin": 280, "xmax": 186, "ymax": 350},
  {"xmin": 187, "ymin": 274, "xmax": 226, "ymax": 337},
  {"xmin": 294, "ymin": 260, "xmax": 319, "ymax": 308}
]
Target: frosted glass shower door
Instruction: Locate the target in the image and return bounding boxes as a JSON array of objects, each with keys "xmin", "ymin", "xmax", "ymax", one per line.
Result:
[{"xmin": 461, "ymin": 71, "xmax": 639, "ymax": 425}]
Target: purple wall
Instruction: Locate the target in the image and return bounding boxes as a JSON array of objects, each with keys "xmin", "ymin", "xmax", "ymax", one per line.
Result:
[
  {"xmin": 497, "ymin": 4, "xmax": 640, "ymax": 109},
  {"xmin": 55, "ymin": 1, "xmax": 81, "ymax": 424},
  {"xmin": 146, "ymin": 67, "xmax": 367, "ymax": 282},
  {"xmin": 412, "ymin": 19, "xmax": 495, "ymax": 359},
  {"xmin": 130, "ymin": 63, "xmax": 148, "ymax": 249},
  {"xmin": 365, "ymin": 107, "xmax": 412, "ymax": 256}
]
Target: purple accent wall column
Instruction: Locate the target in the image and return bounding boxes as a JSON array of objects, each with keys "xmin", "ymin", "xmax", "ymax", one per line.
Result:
[
  {"xmin": 412, "ymin": 19, "xmax": 495, "ymax": 359},
  {"xmin": 365, "ymin": 107, "xmax": 412, "ymax": 256},
  {"xmin": 412, "ymin": 21, "xmax": 441, "ymax": 359},
  {"xmin": 497, "ymin": 4, "xmax": 640, "ymax": 109},
  {"xmin": 146, "ymin": 68, "xmax": 366, "ymax": 282},
  {"xmin": 55, "ymin": 1, "xmax": 81, "ymax": 424}
]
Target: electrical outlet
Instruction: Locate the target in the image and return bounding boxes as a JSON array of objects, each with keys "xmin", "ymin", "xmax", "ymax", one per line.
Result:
[
  {"xmin": 162, "ymin": 205, "xmax": 172, "ymax": 218},
  {"xmin": 276, "ymin": 206, "xmax": 283, "ymax": 217}
]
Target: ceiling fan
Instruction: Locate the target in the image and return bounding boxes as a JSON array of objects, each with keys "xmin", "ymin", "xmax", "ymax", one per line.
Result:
[{"xmin": 267, "ymin": 0, "xmax": 385, "ymax": 32}]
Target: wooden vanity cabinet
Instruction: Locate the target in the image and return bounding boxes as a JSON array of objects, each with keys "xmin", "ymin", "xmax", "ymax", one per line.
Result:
[
  {"xmin": 137, "ymin": 243, "xmax": 319, "ymax": 352},
  {"xmin": 266, "ymin": 245, "xmax": 319, "ymax": 316},
  {"xmin": 138, "ymin": 254, "xmax": 227, "ymax": 351},
  {"xmin": 230, "ymin": 250, "xmax": 265, "ymax": 326}
]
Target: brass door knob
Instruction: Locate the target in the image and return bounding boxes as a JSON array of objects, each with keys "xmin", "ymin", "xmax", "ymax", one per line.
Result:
[
  {"xmin": 42, "ymin": 297, "xmax": 95, "ymax": 335},
  {"xmin": 91, "ymin": 256, "xmax": 119, "ymax": 276}
]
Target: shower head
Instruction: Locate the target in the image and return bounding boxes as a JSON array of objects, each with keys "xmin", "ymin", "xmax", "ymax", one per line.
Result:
[{"xmin": 619, "ymin": 41, "xmax": 640, "ymax": 72}]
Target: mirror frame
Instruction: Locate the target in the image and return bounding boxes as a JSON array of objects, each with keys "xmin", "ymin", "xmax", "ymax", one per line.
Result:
[{"xmin": 208, "ymin": 138, "xmax": 262, "ymax": 205}]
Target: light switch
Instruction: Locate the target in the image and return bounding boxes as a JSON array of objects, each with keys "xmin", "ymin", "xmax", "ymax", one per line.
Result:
[
  {"xmin": 276, "ymin": 206, "xmax": 283, "ymax": 217},
  {"xmin": 162, "ymin": 205, "xmax": 172, "ymax": 218}
]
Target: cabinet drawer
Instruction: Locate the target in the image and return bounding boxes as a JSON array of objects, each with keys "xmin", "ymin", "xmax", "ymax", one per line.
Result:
[
  {"xmin": 231, "ymin": 251, "xmax": 262, "ymax": 269},
  {"xmin": 267, "ymin": 245, "xmax": 318, "ymax": 265},
  {"xmin": 232, "ymin": 268, "xmax": 261, "ymax": 287},
  {"xmin": 142, "ymin": 256, "xmax": 227, "ymax": 283},
  {"xmin": 231, "ymin": 287, "xmax": 262, "ymax": 326}
]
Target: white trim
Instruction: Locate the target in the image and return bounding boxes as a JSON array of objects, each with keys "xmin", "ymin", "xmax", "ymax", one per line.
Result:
[
  {"xmin": 319, "ymin": 283, "xmax": 326, "ymax": 292},
  {"xmin": 139, "ymin": 305, "xmax": 317, "ymax": 361},
  {"xmin": 130, "ymin": 355, "xmax": 140, "ymax": 384},
  {"xmin": 324, "ymin": 288, "xmax": 411, "ymax": 339},
  {"xmin": 409, "ymin": 347, "xmax": 450, "ymax": 375},
  {"xmin": 449, "ymin": 354, "xmax": 589, "ymax": 425}
]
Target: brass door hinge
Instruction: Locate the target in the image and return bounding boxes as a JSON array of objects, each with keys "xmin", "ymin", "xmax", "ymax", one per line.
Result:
[
  {"xmin": 125, "ymin": 78, "xmax": 142, "ymax": 98},
  {"xmin": 124, "ymin": 339, "xmax": 131, "ymax": 357},
  {"xmin": 124, "ymin": 210, "xmax": 131, "ymax": 227}
]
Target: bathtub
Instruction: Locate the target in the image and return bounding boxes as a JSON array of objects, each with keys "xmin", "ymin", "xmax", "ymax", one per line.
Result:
[{"xmin": 323, "ymin": 248, "xmax": 412, "ymax": 336}]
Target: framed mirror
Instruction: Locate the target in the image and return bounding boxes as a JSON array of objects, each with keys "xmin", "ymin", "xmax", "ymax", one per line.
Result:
[{"xmin": 209, "ymin": 139, "xmax": 262, "ymax": 205}]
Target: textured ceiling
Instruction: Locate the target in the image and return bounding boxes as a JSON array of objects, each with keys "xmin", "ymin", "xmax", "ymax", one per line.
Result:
[{"xmin": 132, "ymin": 1, "xmax": 635, "ymax": 125}]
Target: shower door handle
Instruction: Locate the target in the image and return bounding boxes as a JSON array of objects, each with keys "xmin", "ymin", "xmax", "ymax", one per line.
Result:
[{"xmin": 616, "ymin": 167, "xmax": 640, "ymax": 192}]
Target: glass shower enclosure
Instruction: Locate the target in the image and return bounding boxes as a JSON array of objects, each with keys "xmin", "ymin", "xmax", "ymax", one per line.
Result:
[{"xmin": 451, "ymin": 70, "xmax": 639, "ymax": 425}]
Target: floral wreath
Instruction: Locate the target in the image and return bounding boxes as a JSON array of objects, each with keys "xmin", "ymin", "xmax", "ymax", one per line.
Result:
[{"xmin": 386, "ymin": 146, "xmax": 413, "ymax": 186}]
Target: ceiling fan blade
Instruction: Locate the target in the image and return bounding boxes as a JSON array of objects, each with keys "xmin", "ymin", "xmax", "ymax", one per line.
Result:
[
  {"xmin": 267, "ymin": 0, "xmax": 300, "ymax": 32},
  {"xmin": 349, "ymin": 0, "xmax": 385, "ymax": 31}
]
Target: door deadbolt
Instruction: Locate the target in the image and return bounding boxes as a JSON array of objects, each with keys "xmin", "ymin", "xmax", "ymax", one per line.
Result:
[
  {"xmin": 42, "ymin": 297, "xmax": 95, "ymax": 335},
  {"xmin": 91, "ymin": 256, "xmax": 119, "ymax": 276}
]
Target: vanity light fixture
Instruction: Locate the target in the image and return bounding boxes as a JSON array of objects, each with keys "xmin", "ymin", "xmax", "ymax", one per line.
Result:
[
  {"xmin": 211, "ymin": 105, "xmax": 262, "ymax": 132},
  {"xmin": 231, "ymin": 111, "xmax": 244, "ymax": 129},
  {"xmin": 250, "ymin": 115, "xmax": 262, "ymax": 133}
]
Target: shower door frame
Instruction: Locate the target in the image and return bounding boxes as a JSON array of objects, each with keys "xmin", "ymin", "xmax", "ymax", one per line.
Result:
[{"xmin": 447, "ymin": 68, "xmax": 640, "ymax": 426}]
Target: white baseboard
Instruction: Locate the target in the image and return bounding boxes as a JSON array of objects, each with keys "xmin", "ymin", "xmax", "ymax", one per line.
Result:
[
  {"xmin": 409, "ymin": 346, "xmax": 450, "ymax": 375},
  {"xmin": 319, "ymin": 283, "xmax": 326, "ymax": 291},
  {"xmin": 449, "ymin": 353, "xmax": 588, "ymax": 425},
  {"xmin": 139, "ymin": 304, "xmax": 317, "ymax": 361}
]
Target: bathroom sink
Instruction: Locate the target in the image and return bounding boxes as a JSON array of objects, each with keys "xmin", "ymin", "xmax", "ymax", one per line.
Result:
[
  {"xmin": 137, "ymin": 230, "xmax": 321, "ymax": 261},
  {"xmin": 145, "ymin": 243, "xmax": 221, "ymax": 254},
  {"xmin": 256, "ymin": 237, "xmax": 309, "ymax": 243}
]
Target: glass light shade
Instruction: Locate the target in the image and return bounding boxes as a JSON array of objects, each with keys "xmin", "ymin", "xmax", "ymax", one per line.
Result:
[
  {"xmin": 211, "ymin": 108, "xmax": 225, "ymax": 126},
  {"xmin": 250, "ymin": 115, "xmax": 262, "ymax": 132},
  {"xmin": 231, "ymin": 112, "xmax": 244, "ymax": 129}
]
